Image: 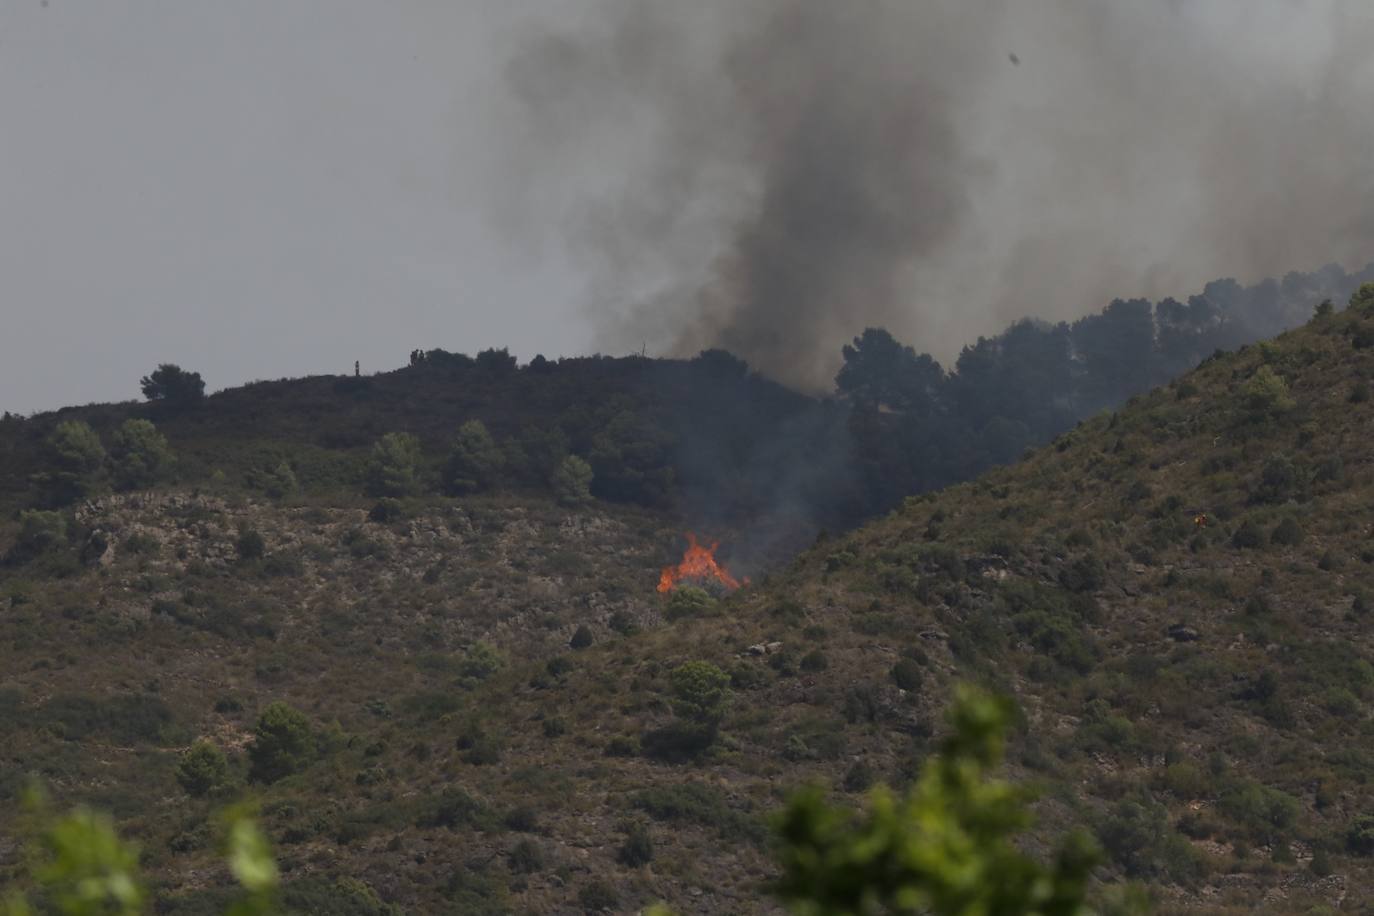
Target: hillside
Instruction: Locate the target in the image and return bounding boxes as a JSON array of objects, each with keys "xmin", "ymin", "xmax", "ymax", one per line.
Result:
[
  {"xmin": 0, "ymin": 350, "xmax": 854, "ymax": 569},
  {"xmin": 422, "ymin": 290, "xmax": 1374, "ymax": 913},
  {"xmin": 2, "ymin": 287, "xmax": 1374, "ymax": 913}
]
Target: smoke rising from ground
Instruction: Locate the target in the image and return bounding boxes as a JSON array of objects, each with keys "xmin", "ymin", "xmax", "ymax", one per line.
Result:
[{"xmin": 495, "ymin": 1, "xmax": 1374, "ymax": 389}]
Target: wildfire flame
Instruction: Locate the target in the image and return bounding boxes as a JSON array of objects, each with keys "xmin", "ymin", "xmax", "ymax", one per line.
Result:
[{"xmin": 657, "ymin": 532, "xmax": 744, "ymax": 594}]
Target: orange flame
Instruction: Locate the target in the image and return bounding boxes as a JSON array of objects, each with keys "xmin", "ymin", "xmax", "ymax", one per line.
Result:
[{"xmin": 657, "ymin": 532, "xmax": 744, "ymax": 593}]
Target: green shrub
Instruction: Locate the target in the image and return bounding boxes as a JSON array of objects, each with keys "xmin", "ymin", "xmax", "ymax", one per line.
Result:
[
  {"xmin": 507, "ymin": 838, "xmax": 544, "ymax": 874},
  {"xmin": 1096, "ymin": 794, "xmax": 1200, "ymax": 882},
  {"xmin": 1156, "ymin": 762, "xmax": 1208, "ymax": 799},
  {"xmin": 176, "ymin": 740, "xmax": 230, "ymax": 797},
  {"xmin": 364, "ymin": 432, "xmax": 423, "ymax": 497},
  {"xmin": 42, "ymin": 420, "xmax": 107, "ymax": 503},
  {"xmin": 14, "ymin": 510, "xmax": 69, "ymax": 559},
  {"xmin": 504, "ymin": 806, "xmax": 539, "ymax": 833},
  {"xmin": 1059, "ymin": 553, "xmax": 1105, "ymax": 593},
  {"xmin": 110, "ymin": 419, "xmax": 175, "ymax": 490},
  {"xmin": 800, "ymin": 649, "xmax": 829, "ymax": 672},
  {"xmin": 1243, "ymin": 366, "xmax": 1296, "ymax": 418},
  {"xmin": 604, "ymin": 735, "xmax": 639, "ymax": 758},
  {"xmin": 616, "ymin": 823, "xmax": 654, "ymax": 868},
  {"xmin": 665, "ymin": 585, "xmax": 716, "ymax": 620},
  {"xmin": 890, "ymin": 658, "xmax": 924, "ymax": 692},
  {"xmin": 577, "ymin": 878, "xmax": 619, "ymax": 911},
  {"xmin": 443, "ymin": 420, "xmax": 504, "ymax": 495},
  {"xmin": 40, "ymin": 693, "xmax": 174, "ymax": 745},
  {"xmin": 1347, "ymin": 815, "xmax": 1374, "ymax": 855},
  {"xmin": 669, "ymin": 661, "xmax": 731, "ymax": 732},
  {"xmin": 252, "ymin": 461, "xmax": 299, "ymax": 500},
  {"xmin": 1351, "ymin": 282, "xmax": 1374, "ymax": 315},
  {"xmin": 456, "ymin": 721, "xmax": 503, "ymax": 765},
  {"xmin": 367, "ymin": 498, "xmax": 405, "ymax": 523},
  {"xmin": 825, "ymin": 550, "xmax": 857, "ymax": 572},
  {"xmin": 1323, "ymin": 686, "xmax": 1360, "ymax": 717},
  {"xmin": 1315, "ymin": 454, "xmax": 1345, "ymax": 485},
  {"xmin": 633, "ymin": 782, "xmax": 763, "ymax": 843},
  {"xmin": 1074, "ymin": 701, "xmax": 1139, "ymax": 756},
  {"xmin": 842, "ymin": 761, "xmax": 875, "ymax": 793},
  {"xmin": 607, "ymin": 610, "xmax": 638, "ymax": 636},
  {"xmin": 417, "ymin": 787, "xmax": 495, "ymax": 832},
  {"xmin": 552, "ymin": 455, "xmax": 594, "ymax": 506},
  {"xmin": 730, "ymin": 663, "xmax": 770, "ymax": 691},
  {"xmin": 1218, "ymin": 779, "xmax": 1299, "ymax": 844},
  {"xmin": 569, "ymin": 624, "xmax": 594, "ymax": 650},
  {"xmin": 236, "ymin": 528, "xmax": 267, "ymax": 561},
  {"xmin": 1270, "ymin": 517, "xmax": 1305, "ymax": 546},
  {"xmin": 1012, "ymin": 610, "xmax": 1096, "ymax": 674},
  {"xmin": 1253, "ymin": 453, "xmax": 1305, "ymax": 504},
  {"xmin": 248, "ymin": 702, "xmax": 314, "ymax": 782},
  {"xmin": 1230, "ymin": 519, "xmax": 1265, "ymax": 549},
  {"xmin": 458, "ymin": 642, "xmax": 504, "ymax": 682}
]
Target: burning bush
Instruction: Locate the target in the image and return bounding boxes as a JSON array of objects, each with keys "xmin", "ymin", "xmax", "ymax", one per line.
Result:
[{"xmin": 658, "ymin": 533, "xmax": 744, "ymax": 594}]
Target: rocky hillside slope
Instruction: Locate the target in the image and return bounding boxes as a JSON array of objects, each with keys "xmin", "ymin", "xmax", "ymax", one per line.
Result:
[{"xmin": 2, "ymin": 289, "xmax": 1374, "ymax": 914}]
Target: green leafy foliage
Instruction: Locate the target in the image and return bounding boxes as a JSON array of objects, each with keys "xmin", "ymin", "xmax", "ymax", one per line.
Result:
[
  {"xmin": 773, "ymin": 686, "xmax": 1100, "ymax": 916},
  {"xmin": 890, "ymin": 658, "xmax": 924, "ymax": 692},
  {"xmin": 1095, "ymin": 794, "xmax": 1199, "ymax": 882},
  {"xmin": 5, "ymin": 796, "xmax": 145, "ymax": 916},
  {"xmin": 250, "ymin": 461, "xmax": 298, "ymax": 501},
  {"xmin": 665, "ymin": 585, "xmax": 716, "ymax": 620},
  {"xmin": 1253, "ymin": 453, "xmax": 1306, "ymax": 504},
  {"xmin": 109, "ymin": 420, "xmax": 175, "ymax": 491},
  {"xmin": 569, "ymin": 624, "xmax": 593, "ymax": 650},
  {"xmin": 617, "ymin": 823, "xmax": 654, "ymax": 867},
  {"xmin": 443, "ymin": 420, "xmax": 504, "ymax": 495},
  {"xmin": 1346, "ymin": 815, "xmax": 1374, "ymax": 856},
  {"xmin": 0, "ymin": 795, "xmax": 282, "ymax": 916},
  {"xmin": 234, "ymin": 529, "xmax": 266, "ymax": 561},
  {"xmin": 139, "ymin": 364, "xmax": 206, "ymax": 406},
  {"xmin": 176, "ymin": 741, "xmax": 230, "ymax": 798},
  {"xmin": 12, "ymin": 510, "xmax": 68, "ymax": 561},
  {"xmin": 551, "ymin": 454, "xmax": 594, "ymax": 505},
  {"xmin": 458, "ymin": 642, "xmax": 505, "ymax": 683},
  {"xmin": 39, "ymin": 422, "xmax": 106, "ymax": 504},
  {"xmin": 1242, "ymin": 366, "xmax": 1296, "ymax": 418},
  {"xmin": 247, "ymin": 702, "xmax": 314, "ymax": 783},
  {"xmin": 669, "ymin": 661, "xmax": 732, "ymax": 732},
  {"xmin": 1351, "ymin": 282, "xmax": 1374, "ymax": 315},
  {"xmin": 221, "ymin": 808, "xmax": 279, "ymax": 916},
  {"xmin": 1270, "ymin": 516, "xmax": 1305, "ymax": 546},
  {"xmin": 364, "ymin": 432, "xmax": 422, "ymax": 498},
  {"xmin": 577, "ymin": 878, "xmax": 619, "ymax": 911}
]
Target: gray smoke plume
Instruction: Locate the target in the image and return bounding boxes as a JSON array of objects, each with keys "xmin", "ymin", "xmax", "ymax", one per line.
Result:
[{"xmin": 493, "ymin": 1, "xmax": 1374, "ymax": 389}]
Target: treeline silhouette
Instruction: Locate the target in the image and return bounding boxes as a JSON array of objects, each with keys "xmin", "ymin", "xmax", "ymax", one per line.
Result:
[
  {"xmin": 6, "ymin": 262, "xmax": 1370, "ymax": 566},
  {"xmin": 836, "ymin": 261, "xmax": 1374, "ymax": 516}
]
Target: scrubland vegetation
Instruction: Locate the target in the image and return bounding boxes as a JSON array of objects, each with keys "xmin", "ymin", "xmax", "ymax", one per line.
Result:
[{"xmin": 1, "ymin": 282, "xmax": 1374, "ymax": 911}]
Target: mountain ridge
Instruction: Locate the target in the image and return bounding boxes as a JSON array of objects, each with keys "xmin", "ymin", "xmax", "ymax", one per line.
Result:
[{"xmin": 1, "ymin": 287, "xmax": 1373, "ymax": 912}]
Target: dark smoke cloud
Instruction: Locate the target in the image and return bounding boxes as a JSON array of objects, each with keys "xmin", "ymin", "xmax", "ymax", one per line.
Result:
[{"xmin": 494, "ymin": 1, "xmax": 1374, "ymax": 389}]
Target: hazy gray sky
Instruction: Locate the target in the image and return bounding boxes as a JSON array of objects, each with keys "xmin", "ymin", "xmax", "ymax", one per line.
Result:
[
  {"xmin": 0, "ymin": 1, "xmax": 587, "ymax": 414},
  {"xmin": 3, "ymin": 2, "xmax": 1373, "ymax": 412}
]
